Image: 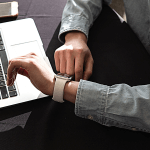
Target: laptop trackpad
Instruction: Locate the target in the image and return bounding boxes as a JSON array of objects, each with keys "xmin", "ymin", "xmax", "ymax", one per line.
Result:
[{"xmin": 9, "ymin": 41, "xmax": 43, "ymax": 59}]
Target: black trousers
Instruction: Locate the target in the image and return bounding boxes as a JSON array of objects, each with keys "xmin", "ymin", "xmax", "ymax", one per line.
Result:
[{"xmin": 0, "ymin": 5, "xmax": 150, "ymax": 150}]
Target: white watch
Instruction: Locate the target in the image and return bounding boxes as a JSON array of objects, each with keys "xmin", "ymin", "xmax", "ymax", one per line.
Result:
[{"xmin": 52, "ymin": 73, "xmax": 73, "ymax": 103}]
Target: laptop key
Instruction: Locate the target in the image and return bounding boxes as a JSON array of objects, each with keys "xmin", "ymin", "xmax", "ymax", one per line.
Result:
[
  {"xmin": 0, "ymin": 45, "xmax": 4, "ymax": 51},
  {"xmin": 0, "ymin": 71, "xmax": 3, "ymax": 76},
  {"xmin": 9, "ymin": 90, "xmax": 17, "ymax": 97},
  {"xmin": 8, "ymin": 85, "xmax": 16, "ymax": 91},
  {"xmin": 0, "ymin": 76, "xmax": 4, "ymax": 81},
  {"xmin": 0, "ymin": 81, "xmax": 5, "ymax": 86},
  {"xmin": 0, "ymin": 50, "xmax": 8, "ymax": 74},
  {"xmin": 0, "ymin": 86, "xmax": 8, "ymax": 99},
  {"xmin": 0, "ymin": 41, "xmax": 3, "ymax": 45}
]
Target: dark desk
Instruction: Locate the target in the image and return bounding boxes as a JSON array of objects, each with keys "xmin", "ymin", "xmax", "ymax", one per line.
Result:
[{"xmin": 0, "ymin": 0, "xmax": 150, "ymax": 150}]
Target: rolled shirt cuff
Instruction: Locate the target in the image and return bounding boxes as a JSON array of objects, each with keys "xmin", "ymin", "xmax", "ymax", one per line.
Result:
[
  {"xmin": 75, "ymin": 79, "xmax": 109, "ymax": 124},
  {"xmin": 58, "ymin": 15, "xmax": 90, "ymax": 43}
]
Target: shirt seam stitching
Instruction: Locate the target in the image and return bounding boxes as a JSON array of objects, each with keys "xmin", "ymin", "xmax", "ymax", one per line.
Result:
[
  {"xmin": 62, "ymin": 14, "xmax": 90, "ymax": 24},
  {"xmin": 75, "ymin": 80, "xmax": 83, "ymax": 116},
  {"xmin": 103, "ymin": 116, "xmax": 150, "ymax": 133}
]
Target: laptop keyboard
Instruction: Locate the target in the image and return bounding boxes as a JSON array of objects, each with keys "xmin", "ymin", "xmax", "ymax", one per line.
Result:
[{"xmin": 0, "ymin": 32, "xmax": 17, "ymax": 99}]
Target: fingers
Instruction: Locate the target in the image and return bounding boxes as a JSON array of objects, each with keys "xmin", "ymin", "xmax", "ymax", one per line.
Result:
[
  {"xmin": 55, "ymin": 45, "xmax": 75, "ymax": 75},
  {"xmin": 7, "ymin": 54, "xmax": 36, "ymax": 86},
  {"xmin": 83, "ymin": 55, "xmax": 94, "ymax": 80},
  {"xmin": 66, "ymin": 50, "xmax": 75, "ymax": 75},
  {"xmin": 7, "ymin": 67, "xmax": 19, "ymax": 86},
  {"xmin": 54, "ymin": 43, "xmax": 94, "ymax": 81},
  {"xmin": 60, "ymin": 53, "xmax": 66, "ymax": 73},
  {"xmin": 6, "ymin": 52, "xmax": 55, "ymax": 95},
  {"xmin": 7, "ymin": 59, "xmax": 27, "ymax": 78},
  {"xmin": 17, "ymin": 67, "xmax": 29, "ymax": 78},
  {"xmin": 66, "ymin": 58, "xmax": 75, "ymax": 75},
  {"xmin": 54, "ymin": 50, "xmax": 60, "ymax": 72},
  {"xmin": 75, "ymin": 55, "xmax": 84, "ymax": 81},
  {"xmin": 55, "ymin": 47, "xmax": 84, "ymax": 81}
]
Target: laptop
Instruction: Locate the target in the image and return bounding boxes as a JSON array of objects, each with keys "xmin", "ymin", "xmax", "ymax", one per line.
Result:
[{"xmin": 0, "ymin": 18, "xmax": 51, "ymax": 108}]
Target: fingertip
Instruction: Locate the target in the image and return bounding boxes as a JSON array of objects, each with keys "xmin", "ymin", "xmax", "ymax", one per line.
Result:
[
  {"xmin": 83, "ymin": 71, "xmax": 92, "ymax": 81},
  {"xmin": 54, "ymin": 58, "xmax": 60, "ymax": 72},
  {"xmin": 83, "ymin": 76, "xmax": 87, "ymax": 81},
  {"xmin": 83, "ymin": 74, "xmax": 88, "ymax": 80},
  {"xmin": 75, "ymin": 75, "xmax": 82, "ymax": 82},
  {"xmin": 7, "ymin": 72, "xmax": 12, "ymax": 86},
  {"xmin": 8, "ymin": 60, "xmax": 11, "ymax": 65},
  {"xmin": 7, "ymin": 78, "xmax": 13, "ymax": 86},
  {"xmin": 56, "ymin": 67, "xmax": 60, "ymax": 72},
  {"xmin": 6, "ymin": 79, "xmax": 9, "ymax": 86},
  {"xmin": 10, "ymin": 75, "xmax": 15, "ymax": 86},
  {"xmin": 9, "ymin": 81, "xmax": 14, "ymax": 87}
]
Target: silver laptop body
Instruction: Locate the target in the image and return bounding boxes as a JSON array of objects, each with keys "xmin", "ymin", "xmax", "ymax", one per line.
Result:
[{"xmin": 0, "ymin": 18, "xmax": 50, "ymax": 108}]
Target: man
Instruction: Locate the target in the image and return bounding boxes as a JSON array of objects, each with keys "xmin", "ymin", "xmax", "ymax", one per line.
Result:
[{"xmin": 7, "ymin": 0, "xmax": 150, "ymax": 133}]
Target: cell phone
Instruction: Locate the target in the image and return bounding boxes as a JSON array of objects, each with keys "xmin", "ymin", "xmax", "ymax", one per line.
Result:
[{"xmin": 0, "ymin": 1, "xmax": 18, "ymax": 18}]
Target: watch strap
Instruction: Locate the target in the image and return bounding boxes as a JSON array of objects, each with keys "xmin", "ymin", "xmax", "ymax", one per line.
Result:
[{"xmin": 52, "ymin": 77, "xmax": 68, "ymax": 103}]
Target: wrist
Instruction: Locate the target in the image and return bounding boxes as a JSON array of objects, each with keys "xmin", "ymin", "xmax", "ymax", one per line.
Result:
[
  {"xmin": 65, "ymin": 31, "xmax": 87, "ymax": 44},
  {"xmin": 48, "ymin": 75, "xmax": 55, "ymax": 96},
  {"xmin": 51, "ymin": 77, "xmax": 55, "ymax": 95},
  {"xmin": 63, "ymin": 81, "xmax": 79, "ymax": 104},
  {"xmin": 52, "ymin": 73, "xmax": 76, "ymax": 103}
]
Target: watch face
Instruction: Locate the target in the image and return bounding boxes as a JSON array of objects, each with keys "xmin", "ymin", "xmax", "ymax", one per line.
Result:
[{"xmin": 57, "ymin": 73, "xmax": 73, "ymax": 80}]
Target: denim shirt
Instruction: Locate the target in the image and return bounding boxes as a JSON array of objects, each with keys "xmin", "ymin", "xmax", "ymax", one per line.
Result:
[{"xmin": 59, "ymin": 0, "xmax": 150, "ymax": 133}]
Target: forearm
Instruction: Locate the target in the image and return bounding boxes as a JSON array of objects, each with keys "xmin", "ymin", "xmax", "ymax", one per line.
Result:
[{"xmin": 72, "ymin": 80, "xmax": 150, "ymax": 133}]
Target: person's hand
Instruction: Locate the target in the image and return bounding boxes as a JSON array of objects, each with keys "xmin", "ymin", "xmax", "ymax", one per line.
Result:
[
  {"xmin": 55, "ymin": 31, "xmax": 94, "ymax": 81},
  {"xmin": 7, "ymin": 52, "xmax": 55, "ymax": 96}
]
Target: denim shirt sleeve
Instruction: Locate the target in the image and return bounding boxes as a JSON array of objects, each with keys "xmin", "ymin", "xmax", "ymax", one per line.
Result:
[
  {"xmin": 75, "ymin": 80, "xmax": 150, "ymax": 133},
  {"xmin": 58, "ymin": 0, "xmax": 103, "ymax": 43}
]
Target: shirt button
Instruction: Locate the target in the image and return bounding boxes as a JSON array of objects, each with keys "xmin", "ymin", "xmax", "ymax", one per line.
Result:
[
  {"xmin": 132, "ymin": 128, "xmax": 137, "ymax": 131},
  {"xmin": 88, "ymin": 115, "xmax": 93, "ymax": 120}
]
